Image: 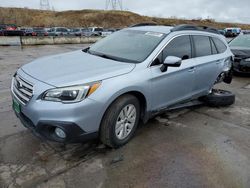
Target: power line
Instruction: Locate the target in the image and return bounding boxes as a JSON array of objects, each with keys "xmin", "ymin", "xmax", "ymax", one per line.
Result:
[
  {"xmin": 40, "ymin": 0, "xmax": 50, "ymax": 10},
  {"xmin": 106, "ymin": 0, "xmax": 123, "ymax": 10}
]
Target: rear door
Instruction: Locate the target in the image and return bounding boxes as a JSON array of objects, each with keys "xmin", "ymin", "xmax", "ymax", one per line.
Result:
[
  {"xmin": 150, "ymin": 35, "xmax": 196, "ymax": 111},
  {"xmin": 192, "ymin": 35, "xmax": 220, "ymax": 95},
  {"xmin": 212, "ymin": 37, "xmax": 229, "ymax": 73}
]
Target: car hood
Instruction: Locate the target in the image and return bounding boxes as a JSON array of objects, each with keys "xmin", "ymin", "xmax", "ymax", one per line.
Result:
[
  {"xmin": 230, "ymin": 47, "xmax": 250, "ymax": 58},
  {"xmin": 21, "ymin": 50, "xmax": 135, "ymax": 87}
]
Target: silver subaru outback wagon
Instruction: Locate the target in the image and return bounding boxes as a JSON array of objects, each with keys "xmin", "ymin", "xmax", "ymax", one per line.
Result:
[{"xmin": 11, "ymin": 24, "xmax": 234, "ymax": 148}]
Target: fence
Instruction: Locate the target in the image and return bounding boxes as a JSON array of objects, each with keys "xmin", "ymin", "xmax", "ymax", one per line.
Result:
[{"xmin": 0, "ymin": 36, "xmax": 101, "ymax": 46}]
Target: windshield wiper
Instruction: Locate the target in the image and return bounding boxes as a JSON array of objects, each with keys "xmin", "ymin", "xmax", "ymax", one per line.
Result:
[
  {"xmin": 85, "ymin": 49, "xmax": 138, "ymax": 63},
  {"xmin": 87, "ymin": 50, "xmax": 119, "ymax": 61},
  {"xmin": 96, "ymin": 54, "xmax": 118, "ymax": 61}
]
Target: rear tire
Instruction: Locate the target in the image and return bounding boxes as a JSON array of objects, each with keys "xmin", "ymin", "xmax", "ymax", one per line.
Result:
[
  {"xmin": 100, "ymin": 94, "xmax": 140, "ymax": 148},
  {"xmin": 202, "ymin": 89, "xmax": 235, "ymax": 107}
]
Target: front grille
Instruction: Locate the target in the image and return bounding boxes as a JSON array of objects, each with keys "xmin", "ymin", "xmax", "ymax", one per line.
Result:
[{"xmin": 12, "ymin": 74, "xmax": 34, "ymax": 105}]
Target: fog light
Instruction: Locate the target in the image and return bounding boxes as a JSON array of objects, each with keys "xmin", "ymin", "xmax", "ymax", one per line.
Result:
[{"xmin": 55, "ymin": 127, "xmax": 66, "ymax": 139}]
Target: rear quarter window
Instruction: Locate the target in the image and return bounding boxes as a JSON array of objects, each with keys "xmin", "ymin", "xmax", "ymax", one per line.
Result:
[
  {"xmin": 210, "ymin": 37, "xmax": 218, "ymax": 54},
  {"xmin": 212, "ymin": 37, "xmax": 227, "ymax": 53}
]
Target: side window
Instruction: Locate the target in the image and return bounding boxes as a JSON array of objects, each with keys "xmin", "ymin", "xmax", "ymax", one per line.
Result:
[
  {"xmin": 212, "ymin": 37, "xmax": 227, "ymax": 53},
  {"xmin": 163, "ymin": 35, "xmax": 192, "ymax": 60},
  {"xmin": 210, "ymin": 37, "xmax": 218, "ymax": 54},
  {"xmin": 193, "ymin": 35, "xmax": 212, "ymax": 57}
]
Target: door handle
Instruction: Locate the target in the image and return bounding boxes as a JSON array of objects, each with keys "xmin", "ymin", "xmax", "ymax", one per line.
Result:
[{"xmin": 188, "ymin": 67, "xmax": 196, "ymax": 72}]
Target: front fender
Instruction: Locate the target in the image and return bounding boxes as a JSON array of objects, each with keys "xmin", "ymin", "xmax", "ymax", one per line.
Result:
[{"xmin": 88, "ymin": 70, "xmax": 152, "ymax": 124}]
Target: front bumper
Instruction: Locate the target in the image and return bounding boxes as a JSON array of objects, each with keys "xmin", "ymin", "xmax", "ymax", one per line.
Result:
[
  {"xmin": 14, "ymin": 110, "xmax": 98, "ymax": 143},
  {"xmin": 11, "ymin": 93, "xmax": 102, "ymax": 143},
  {"xmin": 11, "ymin": 69, "xmax": 104, "ymax": 143}
]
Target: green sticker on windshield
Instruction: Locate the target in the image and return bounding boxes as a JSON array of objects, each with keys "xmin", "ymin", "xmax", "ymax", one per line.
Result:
[{"xmin": 145, "ymin": 32, "xmax": 163, "ymax": 37}]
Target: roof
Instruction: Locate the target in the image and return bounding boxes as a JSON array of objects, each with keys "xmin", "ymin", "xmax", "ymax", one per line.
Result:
[
  {"xmin": 128, "ymin": 26, "xmax": 173, "ymax": 34},
  {"xmin": 127, "ymin": 24, "xmax": 221, "ymax": 35}
]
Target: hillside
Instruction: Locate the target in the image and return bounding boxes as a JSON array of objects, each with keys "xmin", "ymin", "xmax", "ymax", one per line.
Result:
[{"xmin": 1, "ymin": 7, "xmax": 250, "ymax": 29}]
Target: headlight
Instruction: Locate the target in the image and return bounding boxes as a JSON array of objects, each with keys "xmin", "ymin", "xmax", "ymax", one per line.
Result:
[
  {"xmin": 42, "ymin": 82, "xmax": 101, "ymax": 103},
  {"xmin": 244, "ymin": 58, "xmax": 250, "ymax": 62}
]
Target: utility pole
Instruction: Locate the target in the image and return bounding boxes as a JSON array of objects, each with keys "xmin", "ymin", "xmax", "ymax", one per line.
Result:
[
  {"xmin": 106, "ymin": 0, "xmax": 123, "ymax": 10},
  {"xmin": 40, "ymin": 0, "xmax": 50, "ymax": 10}
]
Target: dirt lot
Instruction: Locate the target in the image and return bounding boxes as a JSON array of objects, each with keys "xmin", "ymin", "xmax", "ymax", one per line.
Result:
[{"xmin": 0, "ymin": 45, "xmax": 249, "ymax": 188}]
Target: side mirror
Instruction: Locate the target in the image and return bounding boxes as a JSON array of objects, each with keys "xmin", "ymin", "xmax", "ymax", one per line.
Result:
[{"xmin": 160, "ymin": 56, "xmax": 182, "ymax": 72}]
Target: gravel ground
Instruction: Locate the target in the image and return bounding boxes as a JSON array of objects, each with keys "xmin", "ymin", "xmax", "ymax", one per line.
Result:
[{"xmin": 0, "ymin": 44, "xmax": 249, "ymax": 188}]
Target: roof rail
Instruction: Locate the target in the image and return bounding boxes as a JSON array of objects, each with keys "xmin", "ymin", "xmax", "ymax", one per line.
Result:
[
  {"xmin": 130, "ymin": 23, "xmax": 157, "ymax": 27},
  {"xmin": 171, "ymin": 24, "xmax": 220, "ymax": 34}
]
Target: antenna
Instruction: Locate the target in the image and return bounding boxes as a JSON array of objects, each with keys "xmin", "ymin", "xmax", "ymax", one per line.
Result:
[
  {"xmin": 40, "ymin": 0, "xmax": 50, "ymax": 10},
  {"xmin": 106, "ymin": 0, "xmax": 123, "ymax": 10}
]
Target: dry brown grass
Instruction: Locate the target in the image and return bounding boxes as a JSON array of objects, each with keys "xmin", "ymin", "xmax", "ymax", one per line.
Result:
[{"xmin": 0, "ymin": 7, "xmax": 250, "ymax": 29}]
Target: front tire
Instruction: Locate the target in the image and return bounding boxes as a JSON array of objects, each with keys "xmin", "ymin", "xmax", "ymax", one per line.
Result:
[{"xmin": 100, "ymin": 94, "xmax": 140, "ymax": 148}]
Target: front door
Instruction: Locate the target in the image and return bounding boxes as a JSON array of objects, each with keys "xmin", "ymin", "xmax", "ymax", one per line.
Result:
[{"xmin": 150, "ymin": 35, "xmax": 196, "ymax": 111}]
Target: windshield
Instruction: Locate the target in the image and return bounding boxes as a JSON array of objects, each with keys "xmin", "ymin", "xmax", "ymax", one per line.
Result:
[
  {"xmin": 229, "ymin": 35, "xmax": 250, "ymax": 48},
  {"xmin": 88, "ymin": 30, "xmax": 166, "ymax": 63}
]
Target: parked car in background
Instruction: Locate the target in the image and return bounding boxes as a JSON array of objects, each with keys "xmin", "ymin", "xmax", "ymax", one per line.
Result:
[
  {"xmin": 4, "ymin": 24, "xmax": 17, "ymax": 31},
  {"xmin": 69, "ymin": 28, "xmax": 93, "ymax": 36},
  {"xmin": 33, "ymin": 28, "xmax": 48, "ymax": 36},
  {"xmin": 0, "ymin": 24, "xmax": 7, "ymax": 31},
  {"xmin": 81, "ymin": 28, "xmax": 92, "ymax": 37},
  {"xmin": 225, "ymin": 28, "xmax": 241, "ymax": 38},
  {"xmin": 69, "ymin": 28, "xmax": 82, "ymax": 36},
  {"xmin": 11, "ymin": 24, "xmax": 234, "ymax": 148},
  {"xmin": 218, "ymin": 30, "xmax": 226, "ymax": 36},
  {"xmin": 229, "ymin": 34, "xmax": 250, "ymax": 74},
  {"xmin": 0, "ymin": 26, "xmax": 5, "ymax": 36},
  {"xmin": 101, "ymin": 29, "xmax": 116, "ymax": 37},
  {"xmin": 79, "ymin": 27, "xmax": 103, "ymax": 37},
  {"xmin": 48, "ymin": 27, "xmax": 69, "ymax": 36},
  {"xmin": 0, "ymin": 24, "xmax": 23, "ymax": 36},
  {"xmin": 0, "ymin": 24, "xmax": 17, "ymax": 31},
  {"xmin": 242, "ymin": 30, "xmax": 250, "ymax": 35},
  {"xmin": 3, "ymin": 29, "xmax": 24, "ymax": 36},
  {"xmin": 20, "ymin": 28, "xmax": 36, "ymax": 36},
  {"xmin": 88, "ymin": 27, "xmax": 103, "ymax": 36}
]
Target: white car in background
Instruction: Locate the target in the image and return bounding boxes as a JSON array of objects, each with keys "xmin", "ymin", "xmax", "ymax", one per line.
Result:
[
  {"xmin": 89, "ymin": 27, "xmax": 104, "ymax": 36},
  {"xmin": 48, "ymin": 27, "xmax": 70, "ymax": 36},
  {"xmin": 101, "ymin": 29, "xmax": 116, "ymax": 37}
]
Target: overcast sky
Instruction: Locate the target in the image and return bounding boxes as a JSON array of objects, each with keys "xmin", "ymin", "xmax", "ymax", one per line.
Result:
[{"xmin": 1, "ymin": 0, "xmax": 250, "ymax": 24}]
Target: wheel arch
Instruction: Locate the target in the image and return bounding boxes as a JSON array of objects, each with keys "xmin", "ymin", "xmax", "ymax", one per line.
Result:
[
  {"xmin": 98, "ymin": 90, "xmax": 149, "ymax": 144},
  {"xmin": 125, "ymin": 91, "xmax": 147, "ymax": 121},
  {"xmin": 100, "ymin": 90, "xmax": 149, "ymax": 129}
]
